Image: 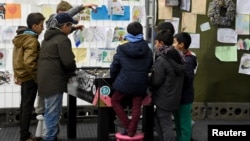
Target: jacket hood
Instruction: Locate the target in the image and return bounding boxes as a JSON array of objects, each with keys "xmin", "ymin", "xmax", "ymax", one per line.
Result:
[
  {"xmin": 12, "ymin": 29, "xmax": 37, "ymax": 48},
  {"xmin": 44, "ymin": 27, "xmax": 66, "ymax": 41},
  {"xmin": 161, "ymin": 49, "xmax": 185, "ymax": 76},
  {"xmin": 119, "ymin": 40, "xmax": 150, "ymax": 58},
  {"xmin": 16, "ymin": 26, "xmax": 28, "ymax": 35}
]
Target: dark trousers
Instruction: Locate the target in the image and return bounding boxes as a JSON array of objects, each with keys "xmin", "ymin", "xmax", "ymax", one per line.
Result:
[
  {"xmin": 111, "ymin": 91, "xmax": 143, "ymax": 136},
  {"xmin": 20, "ymin": 79, "xmax": 37, "ymax": 141},
  {"xmin": 154, "ymin": 108, "xmax": 175, "ymax": 141}
]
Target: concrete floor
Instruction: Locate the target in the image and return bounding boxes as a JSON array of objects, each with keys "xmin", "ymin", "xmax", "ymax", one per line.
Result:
[{"xmin": 1, "ymin": 119, "xmax": 250, "ymax": 141}]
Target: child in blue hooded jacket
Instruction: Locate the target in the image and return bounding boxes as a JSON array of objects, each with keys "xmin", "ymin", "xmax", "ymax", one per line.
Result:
[{"xmin": 110, "ymin": 22, "xmax": 153, "ymax": 137}]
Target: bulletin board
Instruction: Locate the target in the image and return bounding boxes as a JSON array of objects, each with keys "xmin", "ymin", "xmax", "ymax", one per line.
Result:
[
  {"xmin": 0, "ymin": 0, "xmax": 148, "ymax": 108},
  {"xmin": 165, "ymin": 0, "xmax": 250, "ymax": 102},
  {"xmin": 0, "ymin": 0, "xmax": 147, "ymax": 75},
  {"xmin": 66, "ymin": 0, "xmax": 147, "ymax": 68}
]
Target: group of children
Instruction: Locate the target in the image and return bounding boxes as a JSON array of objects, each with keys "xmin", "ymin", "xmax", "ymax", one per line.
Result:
[
  {"xmin": 110, "ymin": 22, "xmax": 198, "ymax": 141},
  {"xmin": 12, "ymin": 1, "xmax": 97, "ymax": 141},
  {"xmin": 12, "ymin": 0, "xmax": 197, "ymax": 140}
]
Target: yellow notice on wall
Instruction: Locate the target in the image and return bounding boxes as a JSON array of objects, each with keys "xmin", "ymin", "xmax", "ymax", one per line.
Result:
[{"xmin": 72, "ymin": 48, "xmax": 87, "ymax": 63}]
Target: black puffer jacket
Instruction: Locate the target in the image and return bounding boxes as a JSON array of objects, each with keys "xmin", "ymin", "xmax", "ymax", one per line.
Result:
[
  {"xmin": 37, "ymin": 28, "xmax": 76, "ymax": 97},
  {"xmin": 110, "ymin": 40, "xmax": 153, "ymax": 96},
  {"xmin": 151, "ymin": 48, "xmax": 185, "ymax": 111}
]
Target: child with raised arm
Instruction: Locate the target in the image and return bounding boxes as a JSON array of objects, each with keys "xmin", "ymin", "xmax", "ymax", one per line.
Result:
[
  {"xmin": 46, "ymin": 0, "xmax": 97, "ymax": 30},
  {"xmin": 35, "ymin": 0, "xmax": 97, "ymax": 116}
]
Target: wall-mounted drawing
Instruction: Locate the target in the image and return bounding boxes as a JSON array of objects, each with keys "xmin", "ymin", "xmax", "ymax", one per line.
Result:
[{"xmin": 0, "ymin": 3, "xmax": 6, "ymax": 19}]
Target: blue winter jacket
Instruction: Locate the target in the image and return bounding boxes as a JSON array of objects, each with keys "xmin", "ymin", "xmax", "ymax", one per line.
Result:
[{"xmin": 110, "ymin": 39, "xmax": 153, "ymax": 96}]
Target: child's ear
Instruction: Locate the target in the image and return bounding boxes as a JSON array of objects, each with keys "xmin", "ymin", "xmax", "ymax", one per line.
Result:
[
  {"xmin": 180, "ymin": 42, "xmax": 185, "ymax": 49},
  {"xmin": 31, "ymin": 24, "xmax": 36, "ymax": 30},
  {"xmin": 159, "ymin": 41, "xmax": 164, "ymax": 46},
  {"xmin": 32, "ymin": 24, "xmax": 41, "ymax": 32}
]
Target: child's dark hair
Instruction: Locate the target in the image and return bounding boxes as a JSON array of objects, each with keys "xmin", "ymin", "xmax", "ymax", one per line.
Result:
[
  {"xmin": 155, "ymin": 29, "xmax": 173, "ymax": 46},
  {"xmin": 157, "ymin": 22, "xmax": 175, "ymax": 36},
  {"xmin": 26, "ymin": 12, "xmax": 45, "ymax": 29},
  {"xmin": 174, "ymin": 32, "xmax": 191, "ymax": 49},
  {"xmin": 127, "ymin": 22, "xmax": 143, "ymax": 36}
]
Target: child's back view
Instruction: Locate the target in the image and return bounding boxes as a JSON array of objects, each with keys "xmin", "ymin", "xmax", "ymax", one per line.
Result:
[{"xmin": 110, "ymin": 22, "xmax": 153, "ymax": 137}]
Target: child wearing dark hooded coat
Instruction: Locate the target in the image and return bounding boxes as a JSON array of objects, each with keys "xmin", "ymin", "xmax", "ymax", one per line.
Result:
[{"xmin": 150, "ymin": 30, "xmax": 185, "ymax": 141}]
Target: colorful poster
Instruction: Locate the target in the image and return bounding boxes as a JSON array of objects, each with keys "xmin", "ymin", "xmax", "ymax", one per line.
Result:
[
  {"xmin": 111, "ymin": 1, "xmax": 124, "ymax": 15},
  {"xmin": 97, "ymin": 48, "xmax": 115, "ymax": 63},
  {"xmin": 5, "ymin": 3, "xmax": 21, "ymax": 19},
  {"xmin": 236, "ymin": 38, "xmax": 250, "ymax": 50},
  {"xmin": 112, "ymin": 27, "xmax": 126, "ymax": 42},
  {"xmin": 132, "ymin": 6, "xmax": 145, "ymax": 23},
  {"xmin": 77, "ymin": 8, "xmax": 91, "ymax": 21},
  {"xmin": 235, "ymin": 14, "xmax": 250, "ymax": 35},
  {"xmin": 91, "ymin": 5, "xmax": 110, "ymax": 20},
  {"xmin": 73, "ymin": 30, "xmax": 84, "ymax": 47},
  {"xmin": 111, "ymin": 6, "xmax": 130, "ymax": 21}
]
